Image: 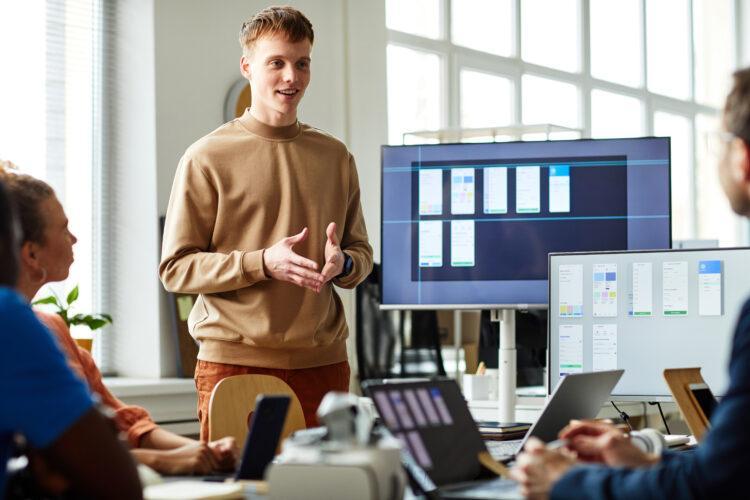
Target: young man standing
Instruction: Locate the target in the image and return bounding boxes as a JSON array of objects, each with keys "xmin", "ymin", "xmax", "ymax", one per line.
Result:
[{"xmin": 160, "ymin": 6, "xmax": 372, "ymax": 439}]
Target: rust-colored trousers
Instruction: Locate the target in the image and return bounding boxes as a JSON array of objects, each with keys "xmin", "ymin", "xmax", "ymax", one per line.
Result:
[{"xmin": 194, "ymin": 359, "xmax": 351, "ymax": 441}]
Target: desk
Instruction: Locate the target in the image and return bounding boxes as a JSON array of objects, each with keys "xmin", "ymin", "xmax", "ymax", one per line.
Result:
[
  {"xmin": 154, "ymin": 477, "xmax": 267, "ymax": 499},
  {"xmin": 468, "ymin": 397, "xmax": 682, "ymax": 432}
]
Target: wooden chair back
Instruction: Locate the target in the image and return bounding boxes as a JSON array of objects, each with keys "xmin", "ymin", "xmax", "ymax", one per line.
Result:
[
  {"xmin": 207, "ymin": 374, "xmax": 306, "ymax": 450},
  {"xmin": 663, "ymin": 367, "xmax": 711, "ymax": 441}
]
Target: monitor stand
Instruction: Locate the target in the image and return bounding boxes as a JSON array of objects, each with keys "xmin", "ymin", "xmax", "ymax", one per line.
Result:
[{"xmin": 491, "ymin": 309, "xmax": 517, "ymax": 422}]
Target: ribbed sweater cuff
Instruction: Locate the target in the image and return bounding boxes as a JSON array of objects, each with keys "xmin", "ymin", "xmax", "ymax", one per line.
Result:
[{"xmin": 242, "ymin": 249, "xmax": 268, "ymax": 283}]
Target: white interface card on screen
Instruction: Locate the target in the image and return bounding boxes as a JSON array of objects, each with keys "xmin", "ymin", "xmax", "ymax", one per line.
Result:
[
  {"xmin": 631, "ymin": 262, "xmax": 653, "ymax": 316},
  {"xmin": 419, "ymin": 169, "xmax": 443, "ymax": 216},
  {"xmin": 451, "ymin": 168, "xmax": 475, "ymax": 215},
  {"xmin": 593, "ymin": 263, "xmax": 617, "ymax": 318},
  {"xmin": 559, "ymin": 264, "xmax": 584, "ymax": 318},
  {"xmin": 548, "ymin": 165, "xmax": 571, "ymax": 213},
  {"xmin": 698, "ymin": 260, "xmax": 723, "ymax": 316},
  {"xmin": 663, "ymin": 261, "xmax": 689, "ymax": 316},
  {"xmin": 450, "ymin": 220, "xmax": 475, "ymax": 267},
  {"xmin": 483, "ymin": 167, "xmax": 508, "ymax": 214},
  {"xmin": 559, "ymin": 324, "xmax": 583, "ymax": 375},
  {"xmin": 418, "ymin": 221, "xmax": 442, "ymax": 268},
  {"xmin": 516, "ymin": 166, "xmax": 541, "ymax": 213},
  {"xmin": 592, "ymin": 324, "xmax": 617, "ymax": 371}
]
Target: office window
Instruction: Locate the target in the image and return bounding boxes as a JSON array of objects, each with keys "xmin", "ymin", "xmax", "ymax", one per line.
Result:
[
  {"xmin": 590, "ymin": 0, "xmax": 642, "ymax": 88},
  {"xmin": 387, "ymin": 45, "xmax": 442, "ymax": 144},
  {"xmin": 0, "ymin": 1, "xmax": 104, "ymax": 343},
  {"xmin": 654, "ymin": 111, "xmax": 693, "ymax": 240},
  {"xmin": 696, "ymin": 114, "xmax": 742, "ymax": 245},
  {"xmin": 386, "ymin": 0, "xmax": 442, "ymax": 40},
  {"xmin": 693, "ymin": 0, "xmax": 735, "ymax": 108},
  {"xmin": 452, "ymin": 0, "xmax": 513, "ymax": 57},
  {"xmin": 522, "ymin": 75, "xmax": 579, "ymax": 128},
  {"xmin": 386, "ymin": 0, "xmax": 744, "ymax": 245},
  {"xmin": 646, "ymin": 0, "xmax": 691, "ymax": 99},
  {"xmin": 591, "ymin": 90, "xmax": 643, "ymax": 139},
  {"xmin": 460, "ymin": 70, "xmax": 513, "ymax": 128},
  {"xmin": 521, "ymin": 0, "xmax": 580, "ymax": 73}
]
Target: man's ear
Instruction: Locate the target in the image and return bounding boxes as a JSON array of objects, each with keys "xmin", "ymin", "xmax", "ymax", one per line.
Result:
[
  {"xmin": 739, "ymin": 139, "xmax": 750, "ymax": 183},
  {"xmin": 240, "ymin": 55, "xmax": 251, "ymax": 80}
]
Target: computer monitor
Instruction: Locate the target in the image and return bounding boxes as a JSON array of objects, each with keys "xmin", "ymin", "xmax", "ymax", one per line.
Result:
[
  {"xmin": 548, "ymin": 247, "xmax": 750, "ymax": 400},
  {"xmin": 381, "ymin": 137, "xmax": 672, "ymax": 309}
]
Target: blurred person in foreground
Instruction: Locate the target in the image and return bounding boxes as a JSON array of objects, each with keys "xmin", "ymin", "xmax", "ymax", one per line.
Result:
[
  {"xmin": 1, "ymin": 163, "xmax": 237, "ymax": 476},
  {"xmin": 0, "ymin": 176, "xmax": 142, "ymax": 499}
]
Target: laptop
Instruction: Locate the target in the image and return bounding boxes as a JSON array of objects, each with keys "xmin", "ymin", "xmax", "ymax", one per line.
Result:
[
  {"xmin": 363, "ymin": 370, "xmax": 623, "ymax": 499},
  {"xmin": 487, "ymin": 369, "xmax": 625, "ymax": 461},
  {"xmin": 199, "ymin": 394, "xmax": 290, "ymax": 482}
]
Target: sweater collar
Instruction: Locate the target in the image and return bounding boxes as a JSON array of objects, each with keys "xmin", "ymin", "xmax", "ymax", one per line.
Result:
[{"xmin": 238, "ymin": 108, "xmax": 301, "ymax": 140}]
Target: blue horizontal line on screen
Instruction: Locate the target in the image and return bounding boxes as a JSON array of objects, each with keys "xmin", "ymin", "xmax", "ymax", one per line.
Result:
[
  {"xmin": 384, "ymin": 159, "xmax": 668, "ymax": 173},
  {"xmin": 383, "ymin": 215, "xmax": 670, "ymax": 224}
]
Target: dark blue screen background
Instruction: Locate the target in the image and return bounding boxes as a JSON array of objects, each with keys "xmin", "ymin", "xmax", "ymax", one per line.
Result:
[{"xmin": 381, "ymin": 137, "xmax": 671, "ymax": 307}]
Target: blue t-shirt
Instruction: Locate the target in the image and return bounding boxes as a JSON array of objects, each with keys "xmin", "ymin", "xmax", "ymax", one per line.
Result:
[{"xmin": 0, "ymin": 287, "xmax": 93, "ymax": 495}]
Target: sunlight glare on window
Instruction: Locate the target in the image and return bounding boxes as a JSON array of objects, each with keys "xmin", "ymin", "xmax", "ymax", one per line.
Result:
[
  {"xmin": 693, "ymin": 0, "xmax": 734, "ymax": 108},
  {"xmin": 590, "ymin": 0, "xmax": 642, "ymax": 87},
  {"xmin": 452, "ymin": 0, "xmax": 513, "ymax": 57},
  {"xmin": 521, "ymin": 0, "xmax": 580, "ymax": 72},
  {"xmin": 654, "ymin": 111, "xmax": 692, "ymax": 240},
  {"xmin": 522, "ymin": 75, "xmax": 580, "ymax": 128},
  {"xmin": 460, "ymin": 69, "xmax": 513, "ymax": 129},
  {"xmin": 591, "ymin": 89, "xmax": 643, "ymax": 138},
  {"xmin": 646, "ymin": 0, "xmax": 691, "ymax": 99},
  {"xmin": 387, "ymin": 45, "xmax": 442, "ymax": 144},
  {"xmin": 386, "ymin": 0, "xmax": 442, "ymax": 39}
]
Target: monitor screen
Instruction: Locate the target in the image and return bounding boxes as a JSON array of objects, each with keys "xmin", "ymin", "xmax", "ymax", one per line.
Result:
[
  {"xmin": 548, "ymin": 247, "xmax": 750, "ymax": 399},
  {"xmin": 381, "ymin": 137, "xmax": 672, "ymax": 308}
]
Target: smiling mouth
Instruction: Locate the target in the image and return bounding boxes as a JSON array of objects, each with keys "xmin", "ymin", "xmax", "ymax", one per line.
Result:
[{"xmin": 277, "ymin": 89, "xmax": 299, "ymax": 96}]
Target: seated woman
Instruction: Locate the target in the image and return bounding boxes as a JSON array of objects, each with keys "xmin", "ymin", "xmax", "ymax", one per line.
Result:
[
  {"xmin": 0, "ymin": 164, "xmax": 237, "ymax": 475},
  {"xmin": 0, "ymin": 178, "xmax": 142, "ymax": 498}
]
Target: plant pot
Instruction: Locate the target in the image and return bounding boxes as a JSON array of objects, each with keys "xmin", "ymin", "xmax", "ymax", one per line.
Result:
[{"xmin": 73, "ymin": 337, "xmax": 93, "ymax": 353}]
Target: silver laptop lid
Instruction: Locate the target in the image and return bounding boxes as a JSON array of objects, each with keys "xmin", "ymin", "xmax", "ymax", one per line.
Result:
[{"xmin": 522, "ymin": 369, "xmax": 624, "ymax": 447}]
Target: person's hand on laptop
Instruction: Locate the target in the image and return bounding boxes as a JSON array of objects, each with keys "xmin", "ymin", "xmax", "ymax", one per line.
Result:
[
  {"xmin": 560, "ymin": 421, "xmax": 659, "ymax": 468},
  {"xmin": 510, "ymin": 437, "xmax": 576, "ymax": 500},
  {"xmin": 152, "ymin": 441, "xmax": 225, "ymax": 475},
  {"xmin": 207, "ymin": 436, "xmax": 238, "ymax": 471}
]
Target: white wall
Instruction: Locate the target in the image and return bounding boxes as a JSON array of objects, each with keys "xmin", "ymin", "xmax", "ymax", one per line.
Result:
[{"xmin": 109, "ymin": 0, "xmax": 386, "ymax": 377}]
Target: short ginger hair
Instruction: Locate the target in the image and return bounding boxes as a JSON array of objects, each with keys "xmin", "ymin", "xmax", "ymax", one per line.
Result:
[{"xmin": 238, "ymin": 5, "xmax": 314, "ymax": 55}]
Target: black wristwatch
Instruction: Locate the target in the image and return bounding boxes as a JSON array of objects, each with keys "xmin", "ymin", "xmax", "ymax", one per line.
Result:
[{"xmin": 337, "ymin": 253, "xmax": 353, "ymax": 278}]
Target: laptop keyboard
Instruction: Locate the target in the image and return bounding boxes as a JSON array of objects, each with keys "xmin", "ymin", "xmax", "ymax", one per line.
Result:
[{"xmin": 485, "ymin": 439, "xmax": 523, "ymax": 461}]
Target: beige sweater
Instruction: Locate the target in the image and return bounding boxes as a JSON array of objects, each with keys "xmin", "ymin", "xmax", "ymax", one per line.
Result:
[{"xmin": 159, "ymin": 110, "xmax": 373, "ymax": 369}]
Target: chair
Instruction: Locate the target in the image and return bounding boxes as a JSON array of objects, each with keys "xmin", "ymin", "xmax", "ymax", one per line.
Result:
[
  {"xmin": 207, "ymin": 374, "xmax": 306, "ymax": 450},
  {"xmin": 663, "ymin": 367, "xmax": 711, "ymax": 441},
  {"xmin": 356, "ymin": 264, "xmax": 446, "ymax": 383}
]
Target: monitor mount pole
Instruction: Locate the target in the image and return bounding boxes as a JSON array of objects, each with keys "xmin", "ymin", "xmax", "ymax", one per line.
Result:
[{"xmin": 492, "ymin": 309, "xmax": 516, "ymax": 422}]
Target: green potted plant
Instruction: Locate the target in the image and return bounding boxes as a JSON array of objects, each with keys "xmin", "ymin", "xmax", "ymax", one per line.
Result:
[{"xmin": 33, "ymin": 284, "xmax": 113, "ymax": 353}]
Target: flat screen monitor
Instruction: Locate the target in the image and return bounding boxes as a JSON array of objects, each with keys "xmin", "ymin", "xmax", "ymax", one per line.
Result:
[
  {"xmin": 548, "ymin": 247, "xmax": 750, "ymax": 400},
  {"xmin": 381, "ymin": 137, "xmax": 672, "ymax": 309}
]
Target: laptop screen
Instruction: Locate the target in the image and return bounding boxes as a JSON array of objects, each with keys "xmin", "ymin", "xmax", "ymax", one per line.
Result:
[{"xmin": 364, "ymin": 379, "xmax": 486, "ymax": 486}]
